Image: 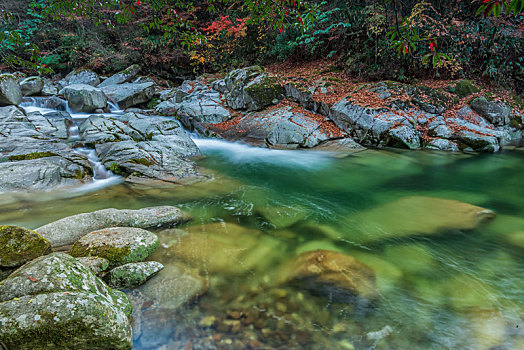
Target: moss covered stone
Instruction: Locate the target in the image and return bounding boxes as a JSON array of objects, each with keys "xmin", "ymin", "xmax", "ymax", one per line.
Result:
[
  {"xmin": 70, "ymin": 227, "xmax": 159, "ymax": 268},
  {"xmin": 8, "ymin": 151, "xmax": 57, "ymax": 161},
  {"xmin": 104, "ymin": 261, "xmax": 164, "ymax": 289},
  {"xmin": 452, "ymin": 80, "xmax": 480, "ymax": 98},
  {"xmin": 0, "ymin": 253, "xmax": 132, "ymax": 349},
  {"xmin": 0, "ymin": 226, "xmax": 51, "ymax": 268}
]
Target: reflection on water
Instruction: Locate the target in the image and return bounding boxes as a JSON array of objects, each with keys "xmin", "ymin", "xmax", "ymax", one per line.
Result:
[{"xmin": 1, "ymin": 147, "xmax": 524, "ymax": 349}]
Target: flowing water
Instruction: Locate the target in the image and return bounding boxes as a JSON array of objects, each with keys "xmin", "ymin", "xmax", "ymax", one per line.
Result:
[{"xmin": 1, "ymin": 103, "xmax": 524, "ymax": 349}]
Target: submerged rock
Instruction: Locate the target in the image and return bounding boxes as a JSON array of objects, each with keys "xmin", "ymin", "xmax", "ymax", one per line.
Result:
[
  {"xmin": 20, "ymin": 76, "xmax": 44, "ymax": 97},
  {"xmin": 504, "ymin": 231, "xmax": 524, "ymax": 250},
  {"xmin": 0, "ymin": 225, "xmax": 51, "ymax": 267},
  {"xmin": 345, "ymin": 196, "xmax": 496, "ymax": 243},
  {"xmin": 104, "ymin": 261, "xmax": 164, "ymax": 289},
  {"xmin": 0, "ymin": 73, "xmax": 22, "ymax": 106},
  {"xmin": 0, "ymin": 253, "xmax": 132, "ymax": 350},
  {"xmin": 36, "ymin": 206, "xmax": 191, "ymax": 247},
  {"xmin": 281, "ymin": 249, "xmax": 378, "ymax": 303},
  {"xmin": 70, "ymin": 227, "xmax": 159, "ymax": 268},
  {"xmin": 155, "ymin": 222, "xmax": 284, "ymax": 275},
  {"xmin": 138, "ymin": 263, "xmax": 208, "ymax": 309}
]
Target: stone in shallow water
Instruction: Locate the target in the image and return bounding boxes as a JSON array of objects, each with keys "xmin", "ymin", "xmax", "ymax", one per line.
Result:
[
  {"xmin": 36, "ymin": 206, "xmax": 191, "ymax": 248},
  {"xmin": 462, "ymin": 308, "xmax": 507, "ymax": 350},
  {"xmin": 505, "ymin": 231, "xmax": 524, "ymax": 250},
  {"xmin": 345, "ymin": 196, "xmax": 496, "ymax": 243},
  {"xmin": 70, "ymin": 227, "xmax": 159, "ymax": 268},
  {"xmin": 76, "ymin": 256, "xmax": 110, "ymax": 274},
  {"xmin": 383, "ymin": 243, "xmax": 435, "ymax": 276},
  {"xmin": 0, "ymin": 225, "xmax": 51, "ymax": 267},
  {"xmin": 138, "ymin": 263, "xmax": 208, "ymax": 309},
  {"xmin": 155, "ymin": 222, "xmax": 284, "ymax": 275},
  {"xmin": 0, "ymin": 253, "xmax": 132, "ymax": 350},
  {"xmin": 280, "ymin": 249, "xmax": 378, "ymax": 303},
  {"xmin": 104, "ymin": 261, "xmax": 164, "ymax": 289}
]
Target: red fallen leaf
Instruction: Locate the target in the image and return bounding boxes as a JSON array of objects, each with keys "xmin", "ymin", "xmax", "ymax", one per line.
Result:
[{"xmin": 27, "ymin": 275, "xmax": 38, "ymax": 282}]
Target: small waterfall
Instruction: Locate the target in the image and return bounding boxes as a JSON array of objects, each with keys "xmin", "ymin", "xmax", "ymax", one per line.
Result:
[{"xmin": 21, "ymin": 98, "xmax": 121, "ymax": 188}]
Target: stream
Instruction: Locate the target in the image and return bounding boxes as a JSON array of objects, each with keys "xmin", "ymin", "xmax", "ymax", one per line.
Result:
[{"xmin": 1, "ymin": 102, "xmax": 523, "ymax": 349}]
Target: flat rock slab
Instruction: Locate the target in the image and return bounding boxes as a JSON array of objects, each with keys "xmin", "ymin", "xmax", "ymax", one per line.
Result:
[
  {"xmin": 36, "ymin": 206, "xmax": 192, "ymax": 248},
  {"xmin": 70, "ymin": 227, "xmax": 159, "ymax": 268}
]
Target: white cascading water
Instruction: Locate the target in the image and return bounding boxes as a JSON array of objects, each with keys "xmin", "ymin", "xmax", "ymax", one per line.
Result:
[{"xmin": 20, "ymin": 97, "xmax": 123, "ymax": 192}]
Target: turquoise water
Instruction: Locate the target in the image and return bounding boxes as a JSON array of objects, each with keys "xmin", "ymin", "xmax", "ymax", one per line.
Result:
[{"xmin": 1, "ymin": 139, "xmax": 523, "ymax": 349}]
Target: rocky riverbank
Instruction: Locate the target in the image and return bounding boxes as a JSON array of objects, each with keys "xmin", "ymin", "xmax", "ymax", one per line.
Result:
[{"xmin": 1, "ymin": 64, "xmax": 523, "ymax": 194}]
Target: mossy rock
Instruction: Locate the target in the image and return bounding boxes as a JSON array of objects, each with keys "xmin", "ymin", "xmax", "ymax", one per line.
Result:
[
  {"xmin": 70, "ymin": 227, "xmax": 159, "ymax": 268},
  {"xmin": 451, "ymin": 80, "xmax": 480, "ymax": 99},
  {"xmin": 0, "ymin": 226, "xmax": 51, "ymax": 268},
  {"xmin": 8, "ymin": 151, "xmax": 57, "ymax": 161},
  {"xmin": 76, "ymin": 256, "xmax": 110, "ymax": 274},
  {"xmin": 104, "ymin": 261, "xmax": 163, "ymax": 289},
  {"xmin": 243, "ymin": 75, "xmax": 285, "ymax": 110}
]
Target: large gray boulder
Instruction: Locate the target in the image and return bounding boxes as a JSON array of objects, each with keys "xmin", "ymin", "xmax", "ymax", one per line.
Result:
[
  {"xmin": 79, "ymin": 113, "xmax": 205, "ymax": 183},
  {"xmin": 0, "ymin": 226, "xmax": 51, "ymax": 267},
  {"xmin": 60, "ymin": 84, "xmax": 108, "ymax": 112},
  {"xmin": 20, "ymin": 76, "xmax": 44, "ymax": 96},
  {"xmin": 208, "ymin": 106, "xmax": 337, "ymax": 148},
  {"xmin": 329, "ymin": 97, "xmax": 422, "ymax": 149},
  {"xmin": 215, "ymin": 67, "xmax": 285, "ymax": 111},
  {"xmin": 36, "ymin": 206, "xmax": 192, "ymax": 248},
  {"xmin": 0, "ymin": 253, "xmax": 132, "ymax": 350},
  {"xmin": 98, "ymin": 64, "xmax": 140, "ymax": 87},
  {"xmin": 470, "ymin": 96, "xmax": 511, "ymax": 126},
  {"xmin": 0, "ymin": 157, "xmax": 88, "ymax": 193},
  {"xmin": 100, "ymin": 82, "xmax": 154, "ymax": 109},
  {"xmin": 0, "ymin": 74, "xmax": 22, "ymax": 106},
  {"xmin": 65, "ymin": 69, "xmax": 100, "ymax": 87},
  {"xmin": 70, "ymin": 227, "xmax": 159, "ymax": 268}
]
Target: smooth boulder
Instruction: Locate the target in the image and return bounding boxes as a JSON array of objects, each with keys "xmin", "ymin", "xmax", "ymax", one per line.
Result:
[
  {"xmin": 98, "ymin": 64, "xmax": 140, "ymax": 87},
  {"xmin": 281, "ymin": 249, "xmax": 378, "ymax": 303},
  {"xmin": 104, "ymin": 261, "xmax": 164, "ymax": 289},
  {"xmin": 470, "ymin": 97, "xmax": 511, "ymax": 126},
  {"xmin": 345, "ymin": 196, "xmax": 496, "ymax": 243},
  {"xmin": 0, "ymin": 74, "xmax": 22, "ymax": 106},
  {"xmin": 0, "ymin": 253, "xmax": 132, "ymax": 350},
  {"xmin": 0, "ymin": 226, "xmax": 51, "ymax": 267},
  {"xmin": 65, "ymin": 69, "xmax": 100, "ymax": 87},
  {"xmin": 70, "ymin": 227, "xmax": 159, "ymax": 268},
  {"xmin": 20, "ymin": 76, "xmax": 44, "ymax": 96},
  {"xmin": 60, "ymin": 84, "xmax": 107, "ymax": 112},
  {"xmin": 100, "ymin": 82, "xmax": 154, "ymax": 109},
  {"xmin": 76, "ymin": 256, "xmax": 110, "ymax": 274},
  {"xmin": 36, "ymin": 206, "xmax": 191, "ymax": 248}
]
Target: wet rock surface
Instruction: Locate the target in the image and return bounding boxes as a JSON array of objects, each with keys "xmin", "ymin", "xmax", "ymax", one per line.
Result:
[
  {"xmin": 36, "ymin": 205, "xmax": 191, "ymax": 247},
  {"xmin": 79, "ymin": 112, "xmax": 206, "ymax": 184},
  {"xmin": 0, "ymin": 253, "xmax": 132, "ymax": 350},
  {"xmin": 20, "ymin": 76, "xmax": 44, "ymax": 97}
]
